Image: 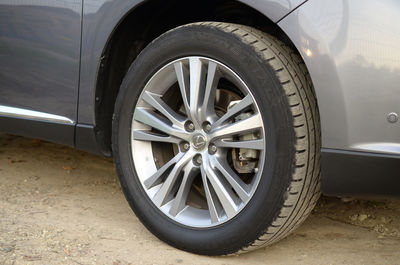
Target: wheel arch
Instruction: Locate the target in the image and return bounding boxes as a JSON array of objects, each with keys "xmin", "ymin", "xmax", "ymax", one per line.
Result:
[{"xmin": 78, "ymin": 0, "xmax": 310, "ymax": 155}]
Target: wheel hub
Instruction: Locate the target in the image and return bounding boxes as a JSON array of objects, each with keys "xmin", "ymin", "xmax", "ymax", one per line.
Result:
[{"xmin": 191, "ymin": 133, "xmax": 207, "ymax": 151}]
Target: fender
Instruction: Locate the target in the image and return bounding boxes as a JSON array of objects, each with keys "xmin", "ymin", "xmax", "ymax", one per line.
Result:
[
  {"xmin": 278, "ymin": 0, "xmax": 400, "ymax": 154},
  {"xmin": 279, "ymin": 0, "xmax": 400, "ymax": 195},
  {"xmin": 77, "ymin": 0, "xmax": 307, "ymax": 125}
]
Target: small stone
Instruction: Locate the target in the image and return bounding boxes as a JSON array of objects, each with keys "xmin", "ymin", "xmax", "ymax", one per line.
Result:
[
  {"xmin": 358, "ymin": 214, "xmax": 368, "ymax": 222},
  {"xmin": 341, "ymin": 197, "xmax": 355, "ymax": 203},
  {"xmin": 0, "ymin": 247, "xmax": 14, "ymax": 253},
  {"xmin": 350, "ymin": 214, "xmax": 358, "ymax": 221}
]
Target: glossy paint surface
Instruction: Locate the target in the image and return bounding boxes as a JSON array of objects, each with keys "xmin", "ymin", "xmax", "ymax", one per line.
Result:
[
  {"xmin": 237, "ymin": 0, "xmax": 306, "ymax": 22},
  {"xmin": 78, "ymin": 0, "xmax": 305, "ymax": 124},
  {"xmin": 1, "ymin": 0, "xmax": 400, "ymax": 157},
  {"xmin": 0, "ymin": 0, "xmax": 81, "ymax": 121},
  {"xmin": 279, "ymin": 0, "xmax": 400, "ymax": 154}
]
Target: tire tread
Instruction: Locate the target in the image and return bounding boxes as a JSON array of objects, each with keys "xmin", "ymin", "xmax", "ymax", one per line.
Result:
[{"xmin": 187, "ymin": 22, "xmax": 322, "ymax": 254}]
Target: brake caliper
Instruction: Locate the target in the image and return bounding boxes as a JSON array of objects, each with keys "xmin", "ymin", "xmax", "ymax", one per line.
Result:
[{"xmin": 228, "ymin": 101, "xmax": 259, "ymax": 174}]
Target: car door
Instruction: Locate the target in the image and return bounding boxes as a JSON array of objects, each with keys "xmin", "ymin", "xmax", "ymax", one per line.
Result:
[{"xmin": 0, "ymin": 0, "xmax": 82, "ymax": 144}]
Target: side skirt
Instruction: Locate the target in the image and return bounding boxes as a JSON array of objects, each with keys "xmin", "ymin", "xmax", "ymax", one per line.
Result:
[
  {"xmin": 0, "ymin": 116, "xmax": 74, "ymax": 146},
  {"xmin": 321, "ymin": 148, "xmax": 400, "ymax": 196}
]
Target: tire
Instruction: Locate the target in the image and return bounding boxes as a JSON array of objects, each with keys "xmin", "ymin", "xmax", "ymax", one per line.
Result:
[{"xmin": 112, "ymin": 22, "xmax": 321, "ymax": 255}]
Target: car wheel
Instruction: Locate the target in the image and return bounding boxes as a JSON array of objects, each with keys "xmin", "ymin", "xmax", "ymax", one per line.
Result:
[{"xmin": 112, "ymin": 22, "xmax": 321, "ymax": 255}]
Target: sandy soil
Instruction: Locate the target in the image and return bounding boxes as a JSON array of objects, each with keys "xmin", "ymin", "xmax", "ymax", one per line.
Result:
[{"xmin": 0, "ymin": 134, "xmax": 399, "ymax": 265}]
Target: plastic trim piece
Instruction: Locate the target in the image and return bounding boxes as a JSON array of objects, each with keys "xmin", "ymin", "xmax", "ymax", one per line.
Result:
[{"xmin": 321, "ymin": 148, "xmax": 400, "ymax": 196}]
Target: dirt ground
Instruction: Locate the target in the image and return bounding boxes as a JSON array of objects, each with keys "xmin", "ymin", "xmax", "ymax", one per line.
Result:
[{"xmin": 0, "ymin": 134, "xmax": 399, "ymax": 265}]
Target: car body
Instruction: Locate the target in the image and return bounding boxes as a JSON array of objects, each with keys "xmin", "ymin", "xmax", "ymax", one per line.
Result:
[
  {"xmin": 1, "ymin": 0, "xmax": 399, "ymax": 255},
  {"xmin": 1, "ymin": 0, "xmax": 398, "ymax": 195}
]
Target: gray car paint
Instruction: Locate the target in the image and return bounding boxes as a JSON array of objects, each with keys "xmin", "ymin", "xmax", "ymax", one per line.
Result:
[
  {"xmin": 0, "ymin": 0, "xmax": 81, "ymax": 122},
  {"xmin": 236, "ymin": 0, "xmax": 306, "ymax": 23},
  {"xmin": 77, "ymin": 0, "xmax": 306, "ymax": 124},
  {"xmin": 1, "ymin": 0, "xmax": 399, "ymax": 157},
  {"xmin": 279, "ymin": 0, "xmax": 400, "ymax": 155}
]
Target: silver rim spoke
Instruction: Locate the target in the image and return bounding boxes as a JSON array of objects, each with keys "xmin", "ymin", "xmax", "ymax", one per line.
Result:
[
  {"xmin": 214, "ymin": 138, "xmax": 264, "ymax": 150},
  {"xmin": 174, "ymin": 61, "xmax": 191, "ymax": 118},
  {"xmin": 211, "ymin": 113, "xmax": 263, "ymax": 139},
  {"xmin": 169, "ymin": 163, "xmax": 197, "ymax": 216},
  {"xmin": 201, "ymin": 165, "xmax": 221, "ymax": 223},
  {"xmin": 212, "ymin": 94, "xmax": 253, "ymax": 129},
  {"xmin": 188, "ymin": 57, "xmax": 205, "ymax": 128},
  {"xmin": 202, "ymin": 159, "xmax": 239, "ymax": 219},
  {"xmin": 200, "ymin": 61, "xmax": 219, "ymax": 121},
  {"xmin": 152, "ymin": 151, "xmax": 195, "ymax": 207},
  {"xmin": 133, "ymin": 130, "xmax": 181, "ymax": 144},
  {"xmin": 132, "ymin": 57, "xmax": 265, "ymax": 227},
  {"xmin": 142, "ymin": 91, "xmax": 186, "ymax": 128},
  {"xmin": 134, "ymin": 107, "xmax": 189, "ymax": 140},
  {"xmin": 210, "ymin": 156, "xmax": 250, "ymax": 202},
  {"xmin": 144, "ymin": 153, "xmax": 184, "ymax": 189}
]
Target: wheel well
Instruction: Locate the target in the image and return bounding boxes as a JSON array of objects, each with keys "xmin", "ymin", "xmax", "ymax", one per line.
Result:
[{"xmin": 95, "ymin": 0, "xmax": 298, "ymax": 155}]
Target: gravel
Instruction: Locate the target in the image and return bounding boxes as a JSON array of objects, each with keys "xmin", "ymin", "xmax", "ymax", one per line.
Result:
[{"xmin": 1, "ymin": 135, "xmax": 399, "ymax": 265}]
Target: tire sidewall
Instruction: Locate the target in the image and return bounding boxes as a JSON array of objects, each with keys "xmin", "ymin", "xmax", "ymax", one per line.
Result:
[{"xmin": 112, "ymin": 24, "xmax": 296, "ymax": 255}]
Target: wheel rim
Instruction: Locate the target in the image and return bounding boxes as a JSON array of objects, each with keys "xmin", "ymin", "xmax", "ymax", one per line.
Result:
[{"xmin": 131, "ymin": 57, "xmax": 265, "ymax": 227}]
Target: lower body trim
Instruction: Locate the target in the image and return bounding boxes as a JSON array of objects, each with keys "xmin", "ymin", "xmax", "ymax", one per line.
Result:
[{"xmin": 321, "ymin": 148, "xmax": 400, "ymax": 196}]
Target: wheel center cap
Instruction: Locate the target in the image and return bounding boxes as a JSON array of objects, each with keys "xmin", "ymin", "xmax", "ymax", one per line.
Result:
[{"xmin": 191, "ymin": 134, "xmax": 207, "ymax": 150}]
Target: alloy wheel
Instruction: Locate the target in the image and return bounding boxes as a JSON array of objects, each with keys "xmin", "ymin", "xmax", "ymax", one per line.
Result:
[{"xmin": 131, "ymin": 57, "xmax": 265, "ymax": 227}]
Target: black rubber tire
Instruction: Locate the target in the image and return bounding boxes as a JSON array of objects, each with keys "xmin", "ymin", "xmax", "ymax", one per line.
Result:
[{"xmin": 112, "ymin": 22, "xmax": 321, "ymax": 255}]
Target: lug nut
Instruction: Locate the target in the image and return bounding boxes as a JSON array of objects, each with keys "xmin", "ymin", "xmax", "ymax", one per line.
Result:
[
  {"xmin": 182, "ymin": 142, "xmax": 190, "ymax": 151},
  {"xmin": 208, "ymin": 144, "xmax": 217, "ymax": 154},
  {"xmin": 185, "ymin": 121, "xmax": 195, "ymax": 132},
  {"xmin": 193, "ymin": 154, "xmax": 202, "ymax": 166},
  {"xmin": 203, "ymin": 122, "xmax": 212, "ymax": 132}
]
